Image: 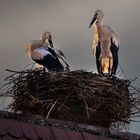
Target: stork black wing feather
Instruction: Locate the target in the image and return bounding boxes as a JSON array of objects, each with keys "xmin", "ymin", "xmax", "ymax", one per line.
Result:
[
  {"xmin": 110, "ymin": 38, "xmax": 119, "ymax": 75},
  {"xmin": 96, "ymin": 41, "xmax": 101, "ymax": 74},
  {"xmin": 32, "ymin": 48, "xmax": 64, "ymax": 71}
]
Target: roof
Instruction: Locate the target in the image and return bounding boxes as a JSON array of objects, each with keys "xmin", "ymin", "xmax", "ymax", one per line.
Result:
[{"xmin": 0, "ymin": 110, "xmax": 139, "ymax": 140}]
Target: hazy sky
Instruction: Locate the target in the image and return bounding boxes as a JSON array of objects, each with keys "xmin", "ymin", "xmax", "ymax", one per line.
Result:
[{"xmin": 0, "ymin": 0, "xmax": 140, "ymax": 134}]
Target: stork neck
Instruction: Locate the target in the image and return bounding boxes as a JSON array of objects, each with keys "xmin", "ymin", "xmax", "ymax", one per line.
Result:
[
  {"xmin": 96, "ymin": 16, "xmax": 103, "ymax": 26},
  {"xmin": 94, "ymin": 23, "xmax": 101, "ymax": 33},
  {"xmin": 94, "ymin": 22, "xmax": 103, "ymax": 42},
  {"xmin": 96, "ymin": 20, "xmax": 103, "ymax": 26}
]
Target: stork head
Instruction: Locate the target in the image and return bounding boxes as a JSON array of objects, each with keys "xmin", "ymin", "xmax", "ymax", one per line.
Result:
[
  {"xmin": 40, "ymin": 31, "xmax": 54, "ymax": 48},
  {"xmin": 89, "ymin": 9, "xmax": 104, "ymax": 28}
]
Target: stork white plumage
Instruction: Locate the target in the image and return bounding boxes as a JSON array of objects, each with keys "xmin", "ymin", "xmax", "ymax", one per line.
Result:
[
  {"xmin": 89, "ymin": 10, "xmax": 119, "ymax": 75},
  {"xmin": 26, "ymin": 31, "xmax": 70, "ymax": 71}
]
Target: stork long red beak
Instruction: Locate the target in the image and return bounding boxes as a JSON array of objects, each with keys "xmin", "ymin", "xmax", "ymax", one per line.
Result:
[{"xmin": 89, "ymin": 15, "xmax": 97, "ymax": 28}]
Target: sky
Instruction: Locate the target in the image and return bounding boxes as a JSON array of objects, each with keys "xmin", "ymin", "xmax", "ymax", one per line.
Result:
[{"xmin": 0, "ymin": 0, "xmax": 140, "ymax": 134}]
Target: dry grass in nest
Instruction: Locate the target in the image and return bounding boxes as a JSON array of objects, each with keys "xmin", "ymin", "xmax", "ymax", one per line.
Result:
[{"xmin": 1, "ymin": 68, "xmax": 140, "ymax": 128}]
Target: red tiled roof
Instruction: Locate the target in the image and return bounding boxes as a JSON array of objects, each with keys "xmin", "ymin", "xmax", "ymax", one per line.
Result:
[
  {"xmin": 0, "ymin": 110, "xmax": 139, "ymax": 140},
  {"xmin": 0, "ymin": 118, "xmax": 102, "ymax": 140}
]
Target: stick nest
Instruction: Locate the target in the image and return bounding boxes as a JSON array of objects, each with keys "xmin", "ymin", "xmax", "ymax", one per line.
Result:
[{"xmin": 1, "ymin": 68, "xmax": 139, "ymax": 128}]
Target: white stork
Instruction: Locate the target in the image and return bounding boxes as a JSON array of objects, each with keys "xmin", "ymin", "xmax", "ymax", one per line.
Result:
[
  {"xmin": 26, "ymin": 31, "xmax": 70, "ymax": 71},
  {"xmin": 89, "ymin": 10, "xmax": 119, "ymax": 75}
]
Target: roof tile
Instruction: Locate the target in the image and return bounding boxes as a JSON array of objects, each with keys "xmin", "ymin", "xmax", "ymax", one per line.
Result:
[
  {"xmin": 0, "ymin": 118, "xmax": 54, "ymax": 140},
  {"xmin": 0, "ymin": 119, "xmax": 23, "ymax": 138},
  {"xmin": 35, "ymin": 125, "xmax": 55, "ymax": 140},
  {"xmin": 67, "ymin": 130, "xmax": 85, "ymax": 140},
  {"xmin": 51, "ymin": 127, "xmax": 69, "ymax": 140},
  {"xmin": 82, "ymin": 132, "xmax": 98, "ymax": 140},
  {"xmin": 98, "ymin": 136, "xmax": 112, "ymax": 140}
]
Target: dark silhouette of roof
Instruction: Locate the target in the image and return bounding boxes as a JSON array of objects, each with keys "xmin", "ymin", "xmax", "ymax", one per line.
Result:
[{"xmin": 0, "ymin": 110, "xmax": 139, "ymax": 140}]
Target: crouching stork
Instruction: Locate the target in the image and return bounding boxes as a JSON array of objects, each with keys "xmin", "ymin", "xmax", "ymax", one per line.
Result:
[
  {"xmin": 26, "ymin": 31, "xmax": 70, "ymax": 71},
  {"xmin": 89, "ymin": 10, "xmax": 119, "ymax": 75}
]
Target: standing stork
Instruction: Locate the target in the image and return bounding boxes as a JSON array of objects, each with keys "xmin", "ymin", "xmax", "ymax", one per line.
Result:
[
  {"xmin": 89, "ymin": 10, "xmax": 119, "ymax": 75},
  {"xmin": 26, "ymin": 31, "xmax": 70, "ymax": 71}
]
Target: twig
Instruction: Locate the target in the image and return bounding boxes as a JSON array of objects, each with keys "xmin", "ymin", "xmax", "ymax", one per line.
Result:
[{"xmin": 46, "ymin": 100, "xmax": 57, "ymax": 119}]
